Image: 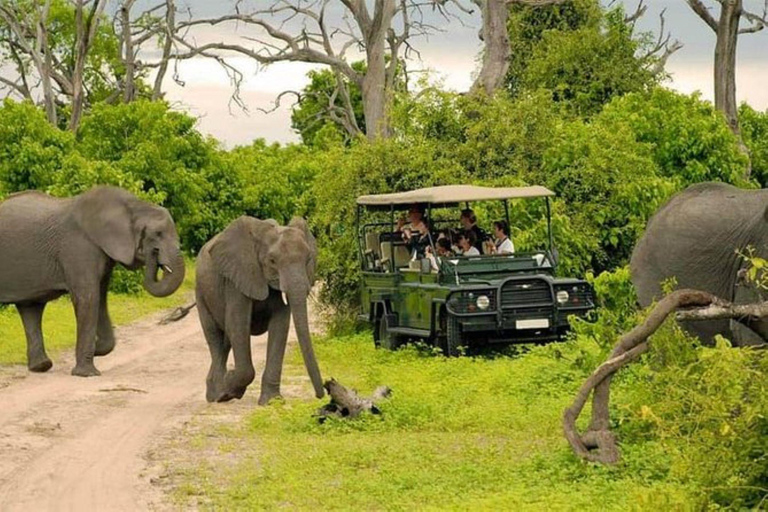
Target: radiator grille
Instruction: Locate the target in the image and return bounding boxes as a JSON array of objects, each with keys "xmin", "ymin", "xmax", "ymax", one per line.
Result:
[{"xmin": 501, "ymin": 279, "xmax": 551, "ymax": 307}]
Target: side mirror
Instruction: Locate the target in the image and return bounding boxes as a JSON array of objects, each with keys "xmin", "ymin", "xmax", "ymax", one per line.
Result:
[{"xmin": 551, "ymin": 246, "xmax": 559, "ymax": 267}]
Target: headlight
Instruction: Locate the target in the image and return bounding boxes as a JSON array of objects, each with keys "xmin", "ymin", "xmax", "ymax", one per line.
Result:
[
  {"xmin": 447, "ymin": 291, "xmax": 495, "ymax": 314},
  {"xmin": 556, "ymin": 290, "xmax": 569, "ymax": 304}
]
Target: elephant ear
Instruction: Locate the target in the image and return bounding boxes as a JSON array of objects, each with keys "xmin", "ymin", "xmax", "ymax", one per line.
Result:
[
  {"xmin": 210, "ymin": 216, "xmax": 276, "ymax": 300},
  {"xmin": 289, "ymin": 217, "xmax": 317, "ymax": 286},
  {"xmin": 73, "ymin": 187, "xmax": 135, "ymax": 266}
]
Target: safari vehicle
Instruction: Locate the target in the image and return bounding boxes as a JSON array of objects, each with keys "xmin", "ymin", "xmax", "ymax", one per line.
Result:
[{"xmin": 355, "ymin": 185, "xmax": 595, "ymax": 355}]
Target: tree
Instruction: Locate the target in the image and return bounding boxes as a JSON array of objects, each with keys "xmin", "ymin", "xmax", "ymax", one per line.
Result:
[
  {"xmin": 465, "ymin": 0, "xmax": 570, "ymax": 95},
  {"xmin": 685, "ymin": 0, "xmax": 768, "ymax": 139},
  {"xmin": 521, "ymin": 7, "xmax": 660, "ymax": 116},
  {"xmin": 504, "ymin": 0, "xmax": 600, "ymax": 96},
  {"xmin": 291, "ymin": 65, "xmax": 366, "ymax": 145},
  {"xmin": 0, "ymin": 0, "xmax": 186, "ymax": 128}
]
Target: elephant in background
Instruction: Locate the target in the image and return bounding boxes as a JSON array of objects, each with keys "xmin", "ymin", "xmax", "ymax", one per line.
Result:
[
  {"xmin": 630, "ymin": 182, "xmax": 768, "ymax": 346},
  {"xmin": 0, "ymin": 186, "xmax": 186, "ymax": 375},
  {"xmin": 196, "ymin": 216, "xmax": 324, "ymax": 404}
]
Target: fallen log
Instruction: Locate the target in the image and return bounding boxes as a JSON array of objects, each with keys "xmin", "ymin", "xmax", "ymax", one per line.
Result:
[{"xmin": 316, "ymin": 378, "xmax": 391, "ymax": 422}]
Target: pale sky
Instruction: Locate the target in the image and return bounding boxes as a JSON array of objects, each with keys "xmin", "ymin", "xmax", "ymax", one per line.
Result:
[{"xmin": 155, "ymin": 1, "xmax": 768, "ymax": 147}]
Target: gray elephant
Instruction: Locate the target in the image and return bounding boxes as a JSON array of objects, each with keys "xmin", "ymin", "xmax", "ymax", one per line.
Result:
[
  {"xmin": 0, "ymin": 186, "xmax": 186, "ymax": 375},
  {"xmin": 195, "ymin": 216, "xmax": 324, "ymax": 404},
  {"xmin": 630, "ymin": 182, "xmax": 768, "ymax": 346}
]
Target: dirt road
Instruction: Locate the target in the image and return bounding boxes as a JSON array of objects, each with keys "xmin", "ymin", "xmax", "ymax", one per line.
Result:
[{"xmin": 0, "ymin": 303, "xmax": 280, "ymax": 511}]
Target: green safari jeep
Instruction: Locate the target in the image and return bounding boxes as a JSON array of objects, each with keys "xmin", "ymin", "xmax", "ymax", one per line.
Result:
[{"xmin": 356, "ymin": 185, "xmax": 595, "ymax": 355}]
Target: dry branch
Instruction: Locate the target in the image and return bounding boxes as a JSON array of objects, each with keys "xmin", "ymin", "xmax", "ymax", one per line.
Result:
[{"xmin": 316, "ymin": 378, "xmax": 392, "ymax": 422}]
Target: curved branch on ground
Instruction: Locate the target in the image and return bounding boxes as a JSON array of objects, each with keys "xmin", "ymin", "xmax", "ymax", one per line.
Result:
[{"xmin": 563, "ymin": 289, "xmax": 721, "ymax": 464}]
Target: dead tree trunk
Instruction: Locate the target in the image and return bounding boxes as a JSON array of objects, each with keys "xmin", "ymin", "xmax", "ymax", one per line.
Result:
[
  {"xmin": 469, "ymin": 0, "xmax": 566, "ymax": 96},
  {"xmin": 69, "ymin": 0, "xmax": 107, "ymax": 132},
  {"xmin": 714, "ymin": 0, "xmax": 742, "ymax": 135},
  {"xmin": 471, "ymin": 0, "xmax": 510, "ymax": 95},
  {"xmin": 686, "ymin": 0, "xmax": 768, "ymax": 177},
  {"xmin": 151, "ymin": 0, "xmax": 175, "ymax": 101},
  {"xmin": 120, "ymin": 0, "xmax": 137, "ymax": 103}
]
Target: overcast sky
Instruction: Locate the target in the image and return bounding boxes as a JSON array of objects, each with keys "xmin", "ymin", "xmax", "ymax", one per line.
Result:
[{"xmin": 157, "ymin": 0, "xmax": 768, "ymax": 147}]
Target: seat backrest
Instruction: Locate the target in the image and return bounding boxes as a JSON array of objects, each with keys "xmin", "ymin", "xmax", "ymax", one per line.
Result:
[
  {"xmin": 365, "ymin": 232, "xmax": 381, "ymax": 257},
  {"xmin": 380, "ymin": 242, "xmax": 412, "ymax": 269}
]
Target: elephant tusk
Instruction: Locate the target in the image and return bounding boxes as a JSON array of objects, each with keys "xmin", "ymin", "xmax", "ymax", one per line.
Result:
[
  {"xmin": 161, "ymin": 265, "xmax": 173, "ymax": 274},
  {"xmin": 282, "ymin": 292, "xmax": 289, "ymax": 306}
]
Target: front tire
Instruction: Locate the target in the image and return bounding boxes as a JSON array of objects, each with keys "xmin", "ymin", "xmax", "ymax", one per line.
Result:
[
  {"xmin": 375, "ymin": 314, "xmax": 402, "ymax": 351},
  {"xmin": 441, "ymin": 314, "xmax": 463, "ymax": 357}
]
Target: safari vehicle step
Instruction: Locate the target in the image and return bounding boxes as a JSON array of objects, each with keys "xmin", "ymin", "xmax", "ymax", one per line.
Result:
[{"xmin": 356, "ymin": 185, "xmax": 595, "ymax": 355}]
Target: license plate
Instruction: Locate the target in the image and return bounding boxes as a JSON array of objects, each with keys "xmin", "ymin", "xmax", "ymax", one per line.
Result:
[{"xmin": 516, "ymin": 318, "xmax": 550, "ymax": 330}]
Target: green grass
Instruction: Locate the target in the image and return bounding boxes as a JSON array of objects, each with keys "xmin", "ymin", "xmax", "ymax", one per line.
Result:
[
  {"xmin": 174, "ymin": 335, "xmax": 708, "ymax": 510},
  {"xmin": 0, "ymin": 261, "xmax": 196, "ymax": 365}
]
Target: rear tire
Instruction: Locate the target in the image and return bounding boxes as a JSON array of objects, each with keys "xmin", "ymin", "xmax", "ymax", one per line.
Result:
[{"xmin": 376, "ymin": 314, "xmax": 402, "ymax": 351}]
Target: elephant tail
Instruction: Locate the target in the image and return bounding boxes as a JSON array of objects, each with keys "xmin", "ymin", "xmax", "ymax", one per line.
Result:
[{"xmin": 158, "ymin": 302, "xmax": 198, "ymax": 325}]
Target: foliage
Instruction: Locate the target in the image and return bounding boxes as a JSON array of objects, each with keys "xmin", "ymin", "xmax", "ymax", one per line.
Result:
[
  {"xmin": 598, "ymin": 89, "xmax": 751, "ymax": 186},
  {"xmin": 291, "ymin": 64, "xmax": 365, "ymax": 146},
  {"xmin": 0, "ymin": 0, "xmax": 143, "ymax": 124},
  {"xmin": 506, "ymin": 0, "xmax": 602, "ymax": 97},
  {"xmin": 617, "ymin": 327, "xmax": 767, "ymax": 508},
  {"xmin": 512, "ymin": 3, "xmax": 658, "ymax": 117},
  {"xmin": 169, "ymin": 322, "xmax": 764, "ymax": 509},
  {"xmin": 739, "ymin": 103, "xmax": 768, "ymax": 187},
  {"xmin": 0, "ymin": 99, "xmax": 75, "ymax": 196}
]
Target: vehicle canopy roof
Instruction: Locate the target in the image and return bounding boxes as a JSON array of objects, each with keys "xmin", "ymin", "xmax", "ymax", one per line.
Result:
[{"xmin": 356, "ymin": 185, "xmax": 555, "ymax": 210}]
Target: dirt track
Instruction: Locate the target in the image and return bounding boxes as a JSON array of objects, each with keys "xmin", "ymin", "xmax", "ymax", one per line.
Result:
[{"xmin": 0, "ymin": 301, "xmax": 295, "ymax": 511}]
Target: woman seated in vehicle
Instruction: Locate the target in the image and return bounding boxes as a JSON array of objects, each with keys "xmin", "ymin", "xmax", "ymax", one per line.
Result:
[
  {"xmin": 459, "ymin": 209, "xmax": 488, "ymax": 252},
  {"xmin": 485, "ymin": 220, "xmax": 515, "ymax": 254},
  {"xmin": 396, "ymin": 203, "xmax": 431, "ymax": 257},
  {"xmin": 457, "ymin": 230, "xmax": 480, "ymax": 256}
]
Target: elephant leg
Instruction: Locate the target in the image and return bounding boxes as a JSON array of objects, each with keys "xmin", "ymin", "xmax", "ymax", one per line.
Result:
[
  {"xmin": 730, "ymin": 285, "xmax": 768, "ymax": 347},
  {"xmin": 70, "ymin": 284, "xmax": 102, "ymax": 377},
  {"xmin": 258, "ymin": 301, "xmax": 290, "ymax": 406},
  {"xmin": 95, "ymin": 271, "xmax": 116, "ymax": 357},
  {"xmin": 16, "ymin": 303, "xmax": 53, "ymax": 373},
  {"xmin": 199, "ymin": 303, "xmax": 229, "ymax": 402},
  {"xmin": 678, "ymin": 318, "xmax": 729, "ymax": 346},
  {"xmin": 219, "ymin": 293, "xmax": 255, "ymax": 402}
]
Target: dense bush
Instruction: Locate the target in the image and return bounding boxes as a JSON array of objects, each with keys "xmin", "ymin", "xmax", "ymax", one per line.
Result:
[
  {"xmin": 740, "ymin": 103, "xmax": 768, "ymax": 187},
  {"xmin": 563, "ymin": 267, "xmax": 767, "ymax": 508}
]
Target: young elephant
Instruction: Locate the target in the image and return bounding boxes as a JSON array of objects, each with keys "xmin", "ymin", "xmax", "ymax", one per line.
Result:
[
  {"xmin": 195, "ymin": 216, "xmax": 324, "ymax": 404},
  {"xmin": 0, "ymin": 186, "xmax": 186, "ymax": 376}
]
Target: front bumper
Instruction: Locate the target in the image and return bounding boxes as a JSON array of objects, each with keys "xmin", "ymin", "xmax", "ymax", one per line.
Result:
[{"xmin": 446, "ymin": 276, "xmax": 594, "ymax": 342}]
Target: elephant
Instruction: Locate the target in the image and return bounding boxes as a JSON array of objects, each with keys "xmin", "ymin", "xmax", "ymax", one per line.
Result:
[
  {"xmin": 0, "ymin": 186, "xmax": 186, "ymax": 376},
  {"xmin": 630, "ymin": 182, "xmax": 768, "ymax": 346},
  {"xmin": 195, "ymin": 216, "xmax": 325, "ymax": 404}
]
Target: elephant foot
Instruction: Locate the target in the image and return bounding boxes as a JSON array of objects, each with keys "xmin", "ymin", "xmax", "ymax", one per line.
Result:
[
  {"xmin": 28, "ymin": 358, "xmax": 53, "ymax": 373},
  {"xmin": 258, "ymin": 388, "xmax": 283, "ymax": 406},
  {"xmin": 215, "ymin": 387, "xmax": 247, "ymax": 403},
  {"xmin": 71, "ymin": 364, "xmax": 101, "ymax": 377}
]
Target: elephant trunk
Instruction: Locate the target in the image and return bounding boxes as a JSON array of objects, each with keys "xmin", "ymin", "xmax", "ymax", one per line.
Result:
[
  {"xmin": 288, "ymin": 292, "xmax": 325, "ymax": 399},
  {"xmin": 143, "ymin": 248, "xmax": 185, "ymax": 298}
]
